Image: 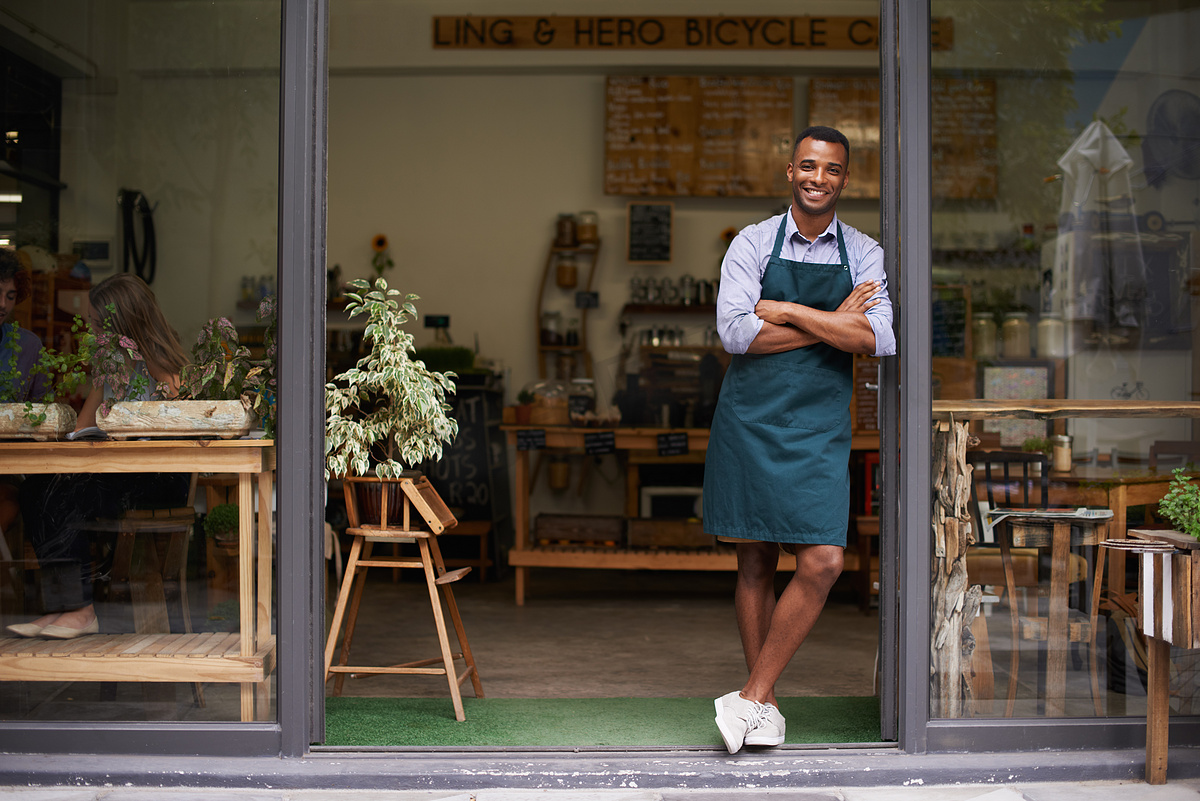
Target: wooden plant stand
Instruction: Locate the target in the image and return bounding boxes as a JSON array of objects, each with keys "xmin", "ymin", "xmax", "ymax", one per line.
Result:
[{"xmin": 324, "ymin": 476, "xmax": 484, "ymax": 722}]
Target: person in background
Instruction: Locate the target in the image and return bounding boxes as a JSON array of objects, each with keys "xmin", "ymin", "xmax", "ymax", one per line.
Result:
[
  {"xmin": 7, "ymin": 274, "xmax": 190, "ymax": 639},
  {"xmin": 703, "ymin": 126, "xmax": 896, "ymax": 753},
  {"xmin": 0, "ymin": 249, "xmax": 48, "ymax": 551}
]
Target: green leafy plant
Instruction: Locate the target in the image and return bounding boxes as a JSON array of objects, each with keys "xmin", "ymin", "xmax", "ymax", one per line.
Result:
[
  {"xmin": 516, "ymin": 389, "xmax": 535, "ymax": 406},
  {"xmin": 87, "ymin": 304, "xmax": 162, "ymax": 414},
  {"xmin": 178, "ymin": 295, "xmax": 277, "ymax": 436},
  {"xmin": 1, "ymin": 318, "xmax": 93, "ymax": 425},
  {"xmin": 325, "ymin": 277, "xmax": 458, "ymax": 480},
  {"xmin": 1021, "ymin": 436, "xmax": 1052, "ymax": 455},
  {"xmin": 1158, "ymin": 467, "xmax": 1200, "ymax": 541},
  {"xmin": 203, "ymin": 503, "xmax": 240, "ymax": 541}
]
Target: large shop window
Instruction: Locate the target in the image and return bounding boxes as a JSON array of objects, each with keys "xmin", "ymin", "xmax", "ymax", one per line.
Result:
[
  {"xmin": 0, "ymin": 3, "xmax": 281, "ymax": 723},
  {"xmin": 929, "ymin": 1, "xmax": 1200, "ymax": 720}
]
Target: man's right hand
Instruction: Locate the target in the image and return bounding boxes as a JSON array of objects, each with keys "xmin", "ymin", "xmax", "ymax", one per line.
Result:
[{"xmin": 836, "ymin": 280, "xmax": 881, "ymax": 314}]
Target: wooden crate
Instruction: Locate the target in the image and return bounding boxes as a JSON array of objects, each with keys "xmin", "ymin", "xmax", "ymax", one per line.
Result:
[
  {"xmin": 627, "ymin": 518, "xmax": 713, "ymax": 549},
  {"xmin": 535, "ymin": 513, "xmax": 625, "ymax": 547}
]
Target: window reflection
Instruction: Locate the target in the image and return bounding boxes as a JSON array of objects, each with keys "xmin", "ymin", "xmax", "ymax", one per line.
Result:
[
  {"xmin": 931, "ymin": 1, "xmax": 1200, "ymax": 719},
  {"xmin": 0, "ymin": 2, "xmax": 280, "ymax": 723}
]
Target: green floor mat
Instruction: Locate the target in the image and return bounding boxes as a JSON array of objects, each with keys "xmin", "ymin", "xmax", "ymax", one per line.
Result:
[{"xmin": 324, "ymin": 696, "xmax": 881, "ymax": 747}]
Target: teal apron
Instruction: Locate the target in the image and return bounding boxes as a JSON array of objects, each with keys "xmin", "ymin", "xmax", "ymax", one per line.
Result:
[{"xmin": 702, "ymin": 218, "xmax": 854, "ymax": 545}]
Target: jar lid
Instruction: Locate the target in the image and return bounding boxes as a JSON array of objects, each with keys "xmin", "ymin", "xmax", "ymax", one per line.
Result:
[
  {"xmin": 571, "ymin": 378, "xmax": 594, "ymax": 384},
  {"xmin": 1052, "ymin": 435, "xmax": 1072, "ymax": 445},
  {"xmin": 1004, "ymin": 311, "xmax": 1028, "ymax": 319},
  {"xmin": 972, "ymin": 312, "xmax": 994, "ymax": 319}
]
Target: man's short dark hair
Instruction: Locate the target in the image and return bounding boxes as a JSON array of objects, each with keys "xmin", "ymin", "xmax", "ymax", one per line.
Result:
[
  {"xmin": 793, "ymin": 125, "xmax": 850, "ymax": 163},
  {"xmin": 0, "ymin": 248, "xmax": 32, "ymax": 305}
]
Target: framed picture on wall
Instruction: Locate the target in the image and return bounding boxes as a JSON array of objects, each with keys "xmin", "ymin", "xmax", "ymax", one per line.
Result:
[{"xmin": 978, "ymin": 360, "xmax": 1057, "ymax": 448}]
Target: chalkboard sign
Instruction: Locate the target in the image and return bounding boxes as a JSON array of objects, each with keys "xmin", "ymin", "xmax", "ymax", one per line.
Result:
[
  {"xmin": 627, "ymin": 202, "xmax": 673, "ymax": 263},
  {"xmin": 575, "ymin": 291, "xmax": 599, "ymax": 309},
  {"xmin": 657, "ymin": 431, "xmax": 690, "ymax": 457},
  {"xmin": 425, "ymin": 388, "xmax": 502, "ymax": 518},
  {"xmin": 584, "ymin": 430, "xmax": 616, "ymax": 455},
  {"xmin": 516, "ymin": 429, "xmax": 547, "ymax": 451},
  {"xmin": 931, "ymin": 284, "xmax": 971, "ymax": 359},
  {"xmin": 604, "ymin": 75, "xmax": 793, "ymax": 197}
]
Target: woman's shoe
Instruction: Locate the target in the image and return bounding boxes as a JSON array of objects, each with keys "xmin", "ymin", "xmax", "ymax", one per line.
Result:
[
  {"xmin": 40, "ymin": 618, "xmax": 100, "ymax": 639},
  {"xmin": 5, "ymin": 622, "xmax": 45, "ymax": 638}
]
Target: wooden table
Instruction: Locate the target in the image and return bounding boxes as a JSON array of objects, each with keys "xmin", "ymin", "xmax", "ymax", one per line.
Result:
[
  {"xmin": 930, "ymin": 400, "xmax": 1200, "ymax": 718},
  {"xmin": 0, "ymin": 439, "xmax": 276, "ymax": 721}
]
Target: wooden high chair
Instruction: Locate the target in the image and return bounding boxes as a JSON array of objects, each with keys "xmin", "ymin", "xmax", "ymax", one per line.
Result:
[{"xmin": 323, "ymin": 476, "xmax": 483, "ymax": 721}]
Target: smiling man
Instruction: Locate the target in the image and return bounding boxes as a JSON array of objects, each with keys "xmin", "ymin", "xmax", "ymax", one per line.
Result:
[
  {"xmin": 0, "ymin": 248, "xmax": 47, "ymax": 403},
  {"xmin": 702, "ymin": 126, "xmax": 895, "ymax": 753}
]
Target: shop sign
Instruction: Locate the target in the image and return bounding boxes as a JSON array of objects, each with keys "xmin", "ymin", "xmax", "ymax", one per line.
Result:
[{"xmin": 432, "ymin": 16, "xmax": 953, "ymax": 51}]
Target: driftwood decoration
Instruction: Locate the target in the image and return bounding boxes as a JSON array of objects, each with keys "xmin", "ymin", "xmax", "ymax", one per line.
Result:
[{"xmin": 931, "ymin": 418, "xmax": 981, "ymax": 717}]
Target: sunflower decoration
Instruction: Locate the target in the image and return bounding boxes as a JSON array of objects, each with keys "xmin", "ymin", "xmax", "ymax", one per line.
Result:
[{"xmin": 370, "ymin": 234, "xmax": 394, "ymax": 277}]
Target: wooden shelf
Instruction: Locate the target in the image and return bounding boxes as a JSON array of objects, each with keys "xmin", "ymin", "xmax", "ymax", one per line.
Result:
[
  {"xmin": 0, "ymin": 632, "xmax": 275, "ymax": 683},
  {"xmin": 536, "ymin": 237, "xmax": 601, "ymax": 379},
  {"xmin": 507, "ymin": 545, "xmax": 865, "ymax": 573},
  {"xmin": 622, "ymin": 303, "xmax": 717, "ymax": 315}
]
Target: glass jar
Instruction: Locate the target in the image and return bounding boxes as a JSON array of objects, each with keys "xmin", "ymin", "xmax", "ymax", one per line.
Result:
[
  {"xmin": 1051, "ymin": 434, "xmax": 1073, "ymax": 473},
  {"xmin": 568, "ymin": 378, "xmax": 596, "ymax": 417},
  {"xmin": 565, "ymin": 317, "xmax": 580, "ymax": 347},
  {"xmin": 556, "ymin": 252, "xmax": 578, "ymax": 288},
  {"xmin": 971, "ymin": 312, "xmax": 998, "ymax": 360},
  {"xmin": 540, "ymin": 310, "xmax": 562, "ymax": 345},
  {"xmin": 1001, "ymin": 312, "xmax": 1031, "ymax": 358},
  {"xmin": 577, "ymin": 211, "xmax": 598, "ymax": 244},
  {"xmin": 554, "ymin": 213, "xmax": 578, "ymax": 247},
  {"xmin": 1036, "ymin": 313, "xmax": 1066, "ymax": 359}
]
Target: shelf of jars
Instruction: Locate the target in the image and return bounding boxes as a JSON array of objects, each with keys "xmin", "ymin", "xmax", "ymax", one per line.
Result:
[{"xmin": 535, "ymin": 212, "xmax": 600, "ymax": 380}]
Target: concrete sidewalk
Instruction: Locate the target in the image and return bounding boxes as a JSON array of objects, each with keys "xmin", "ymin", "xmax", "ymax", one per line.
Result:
[{"xmin": 0, "ymin": 782, "xmax": 1199, "ymax": 799}]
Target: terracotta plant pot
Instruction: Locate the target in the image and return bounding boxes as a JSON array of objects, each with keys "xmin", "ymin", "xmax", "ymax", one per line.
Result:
[{"xmin": 350, "ymin": 471, "xmax": 423, "ymax": 527}]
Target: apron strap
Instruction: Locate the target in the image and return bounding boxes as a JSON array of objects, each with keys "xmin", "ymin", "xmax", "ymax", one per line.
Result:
[
  {"xmin": 771, "ymin": 215, "xmax": 789, "ymax": 259},
  {"xmin": 835, "ymin": 223, "xmax": 849, "ymax": 268}
]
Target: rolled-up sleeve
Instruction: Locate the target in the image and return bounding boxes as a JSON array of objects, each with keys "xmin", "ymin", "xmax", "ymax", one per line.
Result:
[
  {"xmin": 851, "ymin": 238, "xmax": 896, "ymax": 358},
  {"xmin": 715, "ymin": 231, "xmax": 765, "ymax": 355}
]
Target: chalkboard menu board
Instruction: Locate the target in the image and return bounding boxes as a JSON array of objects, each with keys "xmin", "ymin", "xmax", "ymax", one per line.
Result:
[
  {"xmin": 932, "ymin": 284, "xmax": 971, "ymax": 358},
  {"xmin": 627, "ymin": 202, "xmax": 673, "ymax": 263},
  {"xmin": 808, "ymin": 77, "xmax": 997, "ymax": 200},
  {"xmin": 604, "ymin": 75, "xmax": 793, "ymax": 197}
]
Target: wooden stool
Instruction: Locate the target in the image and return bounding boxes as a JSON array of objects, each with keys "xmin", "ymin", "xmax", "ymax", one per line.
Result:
[
  {"xmin": 323, "ymin": 476, "xmax": 483, "ymax": 721},
  {"xmin": 442, "ymin": 520, "xmax": 492, "ymax": 583}
]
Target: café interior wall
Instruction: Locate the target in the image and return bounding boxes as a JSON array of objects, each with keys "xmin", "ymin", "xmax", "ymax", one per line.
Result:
[{"xmin": 3, "ymin": 0, "xmax": 282, "ymax": 346}]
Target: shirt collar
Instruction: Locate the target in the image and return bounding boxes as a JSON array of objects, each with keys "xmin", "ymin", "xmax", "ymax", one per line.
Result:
[{"xmin": 786, "ymin": 207, "xmax": 840, "ymax": 244}]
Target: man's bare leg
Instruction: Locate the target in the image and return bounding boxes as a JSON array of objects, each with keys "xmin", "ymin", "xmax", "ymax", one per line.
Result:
[
  {"xmin": 734, "ymin": 541, "xmax": 780, "ymax": 702},
  {"xmin": 740, "ymin": 543, "xmax": 844, "ymax": 706}
]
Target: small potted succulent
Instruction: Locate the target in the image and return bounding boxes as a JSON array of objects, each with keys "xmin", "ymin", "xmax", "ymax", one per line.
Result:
[
  {"xmin": 203, "ymin": 502, "xmax": 241, "ymax": 546},
  {"xmin": 325, "ymin": 278, "xmax": 458, "ymax": 524}
]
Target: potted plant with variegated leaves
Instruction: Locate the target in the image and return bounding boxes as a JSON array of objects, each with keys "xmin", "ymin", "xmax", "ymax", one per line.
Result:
[{"xmin": 324, "ymin": 277, "xmax": 458, "ymax": 523}]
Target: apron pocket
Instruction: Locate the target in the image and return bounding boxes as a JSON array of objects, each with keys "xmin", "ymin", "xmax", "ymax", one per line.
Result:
[{"xmin": 731, "ymin": 357, "xmax": 848, "ymax": 432}]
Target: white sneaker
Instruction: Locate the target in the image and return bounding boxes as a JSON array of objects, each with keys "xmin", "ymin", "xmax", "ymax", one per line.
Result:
[
  {"xmin": 743, "ymin": 702, "xmax": 785, "ymax": 746},
  {"xmin": 713, "ymin": 691, "xmax": 771, "ymax": 754}
]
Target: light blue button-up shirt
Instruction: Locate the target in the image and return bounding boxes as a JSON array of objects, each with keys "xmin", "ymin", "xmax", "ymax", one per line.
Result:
[{"xmin": 716, "ymin": 210, "xmax": 896, "ymax": 358}]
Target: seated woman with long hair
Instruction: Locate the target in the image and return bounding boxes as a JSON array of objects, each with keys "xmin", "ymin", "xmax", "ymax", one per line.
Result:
[{"xmin": 8, "ymin": 274, "xmax": 191, "ymax": 639}]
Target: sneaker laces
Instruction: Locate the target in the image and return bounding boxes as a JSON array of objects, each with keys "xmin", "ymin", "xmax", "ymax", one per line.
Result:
[{"xmin": 744, "ymin": 701, "xmax": 770, "ymax": 730}]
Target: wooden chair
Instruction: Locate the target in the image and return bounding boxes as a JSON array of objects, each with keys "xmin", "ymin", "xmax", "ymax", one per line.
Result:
[
  {"xmin": 1148, "ymin": 440, "xmax": 1200, "ymax": 470},
  {"xmin": 87, "ymin": 473, "xmax": 203, "ymax": 704},
  {"xmin": 324, "ymin": 476, "xmax": 483, "ymax": 722},
  {"xmin": 966, "ymin": 450, "xmax": 1110, "ymax": 717},
  {"xmin": 90, "ymin": 473, "xmax": 200, "ymax": 637}
]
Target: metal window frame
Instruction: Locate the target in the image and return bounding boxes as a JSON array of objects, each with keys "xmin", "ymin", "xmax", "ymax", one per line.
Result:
[{"xmin": 6, "ymin": 0, "xmax": 1200, "ymax": 775}]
